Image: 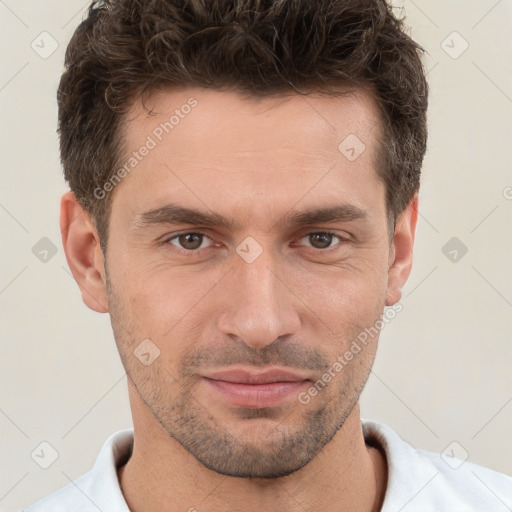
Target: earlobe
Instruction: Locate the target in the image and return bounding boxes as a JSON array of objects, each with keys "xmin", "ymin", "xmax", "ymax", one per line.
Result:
[
  {"xmin": 60, "ymin": 191, "xmax": 109, "ymax": 313},
  {"xmin": 385, "ymin": 195, "xmax": 419, "ymax": 307}
]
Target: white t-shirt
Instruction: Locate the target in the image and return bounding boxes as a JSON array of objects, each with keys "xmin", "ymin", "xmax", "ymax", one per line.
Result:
[{"xmin": 22, "ymin": 420, "xmax": 512, "ymax": 511}]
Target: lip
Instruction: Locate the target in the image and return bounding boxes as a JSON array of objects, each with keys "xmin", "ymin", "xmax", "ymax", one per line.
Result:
[
  {"xmin": 202, "ymin": 368, "xmax": 310, "ymax": 384},
  {"xmin": 201, "ymin": 367, "xmax": 310, "ymax": 408}
]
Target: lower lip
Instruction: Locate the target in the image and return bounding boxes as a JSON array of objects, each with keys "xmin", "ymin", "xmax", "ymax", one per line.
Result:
[{"xmin": 203, "ymin": 378, "xmax": 309, "ymax": 408}]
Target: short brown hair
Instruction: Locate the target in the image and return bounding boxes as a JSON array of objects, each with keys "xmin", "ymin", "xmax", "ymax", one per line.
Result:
[{"xmin": 58, "ymin": 0, "xmax": 428, "ymax": 248}]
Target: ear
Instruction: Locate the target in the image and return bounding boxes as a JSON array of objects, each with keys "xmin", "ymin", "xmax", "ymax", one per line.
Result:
[
  {"xmin": 60, "ymin": 191, "xmax": 109, "ymax": 313},
  {"xmin": 385, "ymin": 194, "xmax": 419, "ymax": 306}
]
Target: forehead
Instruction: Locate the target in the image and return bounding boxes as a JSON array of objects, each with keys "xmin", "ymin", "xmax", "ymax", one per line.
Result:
[
  {"xmin": 112, "ymin": 86, "xmax": 386, "ymax": 228},
  {"xmin": 124, "ymin": 85, "xmax": 382, "ymax": 155}
]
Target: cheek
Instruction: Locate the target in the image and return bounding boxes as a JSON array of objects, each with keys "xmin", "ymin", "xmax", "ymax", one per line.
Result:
[
  {"xmin": 290, "ymin": 252, "xmax": 389, "ymax": 327},
  {"xmin": 112, "ymin": 261, "xmax": 225, "ymax": 343}
]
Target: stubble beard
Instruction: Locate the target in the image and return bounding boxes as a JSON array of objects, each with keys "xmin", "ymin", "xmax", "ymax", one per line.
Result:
[{"xmin": 105, "ymin": 270, "xmax": 376, "ymax": 479}]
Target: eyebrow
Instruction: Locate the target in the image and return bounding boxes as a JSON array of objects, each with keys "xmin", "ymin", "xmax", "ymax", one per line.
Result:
[{"xmin": 133, "ymin": 203, "xmax": 368, "ymax": 231}]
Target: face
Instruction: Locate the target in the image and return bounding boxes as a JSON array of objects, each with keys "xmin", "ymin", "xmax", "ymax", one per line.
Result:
[{"xmin": 98, "ymin": 87, "xmax": 399, "ymax": 478}]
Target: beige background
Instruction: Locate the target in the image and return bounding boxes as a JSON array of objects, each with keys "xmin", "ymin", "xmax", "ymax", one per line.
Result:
[{"xmin": 1, "ymin": 1, "xmax": 511, "ymax": 510}]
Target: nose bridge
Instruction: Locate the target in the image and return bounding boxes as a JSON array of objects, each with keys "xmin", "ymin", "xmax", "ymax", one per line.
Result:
[{"xmin": 217, "ymin": 239, "xmax": 300, "ymax": 348}]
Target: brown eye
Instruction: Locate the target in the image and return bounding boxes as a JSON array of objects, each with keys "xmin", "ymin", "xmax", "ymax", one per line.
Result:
[
  {"xmin": 306, "ymin": 232, "xmax": 338, "ymax": 249},
  {"xmin": 168, "ymin": 232, "xmax": 210, "ymax": 251}
]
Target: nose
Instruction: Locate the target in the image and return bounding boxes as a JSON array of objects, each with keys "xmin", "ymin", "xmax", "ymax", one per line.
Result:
[{"xmin": 216, "ymin": 242, "xmax": 301, "ymax": 349}]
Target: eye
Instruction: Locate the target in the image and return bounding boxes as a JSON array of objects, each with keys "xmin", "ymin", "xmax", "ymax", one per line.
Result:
[
  {"xmin": 165, "ymin": 231, "xmax": 213, "ymax": 252},
  {"xmin": 297, "ymin": 231, "xmax": 346, "ymax": 250},
  {"xmin": 161, "ymin": 230, "xmax": 348, "ymax": 255}
]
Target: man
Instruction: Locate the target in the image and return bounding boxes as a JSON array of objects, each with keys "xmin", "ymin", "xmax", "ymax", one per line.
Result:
[{"xmin": 24, "ymin": 0, "xmax": 511, "ymax": 511}]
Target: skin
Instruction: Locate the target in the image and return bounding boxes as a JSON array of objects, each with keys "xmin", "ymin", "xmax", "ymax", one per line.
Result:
[{"xmin": 61, "ymin": 86, "xmax": 418, "ymax": 512}]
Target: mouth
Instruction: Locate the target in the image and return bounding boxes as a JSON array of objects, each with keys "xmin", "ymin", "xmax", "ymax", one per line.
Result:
[{"xmin": 201, "ymin": 367, "xmax": 311, "ymax": 408}]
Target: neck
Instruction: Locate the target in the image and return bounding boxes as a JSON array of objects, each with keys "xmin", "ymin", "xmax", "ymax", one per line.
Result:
[{"xmin": 118, "ymin": 389, "xmax": 387, "ymax": 512}]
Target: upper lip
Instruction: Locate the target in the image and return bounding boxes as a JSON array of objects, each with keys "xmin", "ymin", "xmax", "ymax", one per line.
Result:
[{"xmin": 202, "ymin": 367, "xmax": 310, "ymax": 384}]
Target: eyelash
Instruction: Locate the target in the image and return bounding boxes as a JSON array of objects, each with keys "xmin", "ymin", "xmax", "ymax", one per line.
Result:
[{"xmin": 161, "ymin": 230, "xmax": 349, "ymax": 255}]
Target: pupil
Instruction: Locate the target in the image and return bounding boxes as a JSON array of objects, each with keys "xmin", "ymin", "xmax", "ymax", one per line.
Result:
[
  {"xmin": 181, "ymin": 233, "xmax": 201, "ymax": 250},
  {"xmin": 311, "ymin": 233, "xmax": 332, "ymax": 249}
]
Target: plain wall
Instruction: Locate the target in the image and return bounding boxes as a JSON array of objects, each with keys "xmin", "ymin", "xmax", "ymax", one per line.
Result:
[{"xmin": 1, "ymin": 1, "xmax": 511, "ymax": 510}]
